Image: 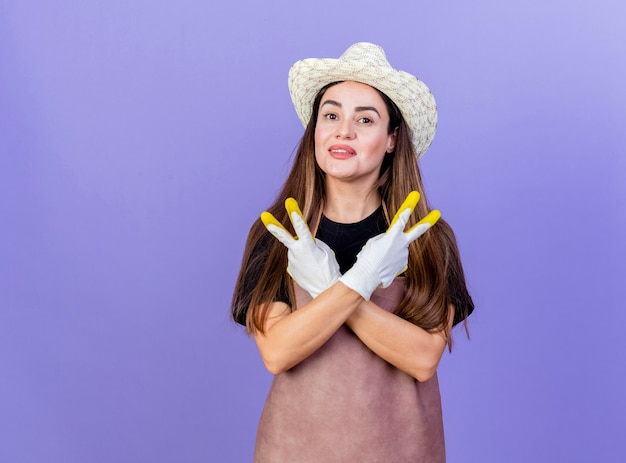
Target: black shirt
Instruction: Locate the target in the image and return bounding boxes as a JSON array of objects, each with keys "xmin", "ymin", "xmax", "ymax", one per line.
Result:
[{"xmin": 316, "ymin": 206, "xmax": 389, "ymax": 273}]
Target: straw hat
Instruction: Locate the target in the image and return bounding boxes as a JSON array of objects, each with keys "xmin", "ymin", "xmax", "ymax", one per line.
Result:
[{"xmin": 288, "ymin": 42, "xmax": 437, "ymax": 158}]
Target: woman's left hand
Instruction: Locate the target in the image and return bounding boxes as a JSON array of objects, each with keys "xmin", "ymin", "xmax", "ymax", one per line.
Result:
[{"xmin": 261, "ymin": 199, "xmax": 340, "ymax": 298}]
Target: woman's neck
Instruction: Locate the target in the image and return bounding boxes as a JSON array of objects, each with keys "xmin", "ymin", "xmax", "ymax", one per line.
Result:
[{"xmin": 323, "ymin": 181, "xmax": 381, "ymax": 224}]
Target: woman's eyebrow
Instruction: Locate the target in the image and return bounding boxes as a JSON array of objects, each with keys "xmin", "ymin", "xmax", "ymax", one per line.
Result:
[
  {"xmin": 321, "ymin": 99, "xmax": 341, "ymax": 108},
  {"xmin": 321, "ymin": 100, "xmax": 381, "ymax": 117},
  {"xmin": 355, "ymin": 106, "xmax": 381, "ymax": 117}
]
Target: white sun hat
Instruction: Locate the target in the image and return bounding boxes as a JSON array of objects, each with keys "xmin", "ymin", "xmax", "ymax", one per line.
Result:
[{"xmin": 288, "ymin": 42, "xmax": 438, "ymax": 159}]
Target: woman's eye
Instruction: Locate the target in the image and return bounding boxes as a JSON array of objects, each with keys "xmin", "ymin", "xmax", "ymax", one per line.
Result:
[
  {"xmin": 324, "ymin": 113, "xmax": 338, "ymax": 120},
  {"xmin": 358, "ymin": 117, "xmax": 372, "ymax": 124}
]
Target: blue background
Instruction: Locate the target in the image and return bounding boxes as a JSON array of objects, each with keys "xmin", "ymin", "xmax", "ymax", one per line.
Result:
[{"xmin": 1, "ymin": 0, "xmax": 625, "ymax": 461}]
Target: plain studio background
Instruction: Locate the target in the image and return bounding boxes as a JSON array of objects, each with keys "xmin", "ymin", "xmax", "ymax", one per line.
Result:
[{"xmin": 1, "ymin": 0, "xmax": 624, "ymax": 461}]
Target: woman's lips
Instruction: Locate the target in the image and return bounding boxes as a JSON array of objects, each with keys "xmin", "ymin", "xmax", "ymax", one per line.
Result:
[{"xmin": 328, "ymin": 144, "xmax": 356, "ymax": 159}]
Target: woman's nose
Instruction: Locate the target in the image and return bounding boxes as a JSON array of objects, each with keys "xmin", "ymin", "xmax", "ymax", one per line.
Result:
[{"xmin": 336, "ymin": 120, "xmax": 355, "ymax": 139}]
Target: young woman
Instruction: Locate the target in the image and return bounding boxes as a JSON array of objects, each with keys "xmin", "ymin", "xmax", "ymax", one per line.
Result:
[{"xmin": 231, "ymin": 42, "xmax": 474, "ymax": 462}]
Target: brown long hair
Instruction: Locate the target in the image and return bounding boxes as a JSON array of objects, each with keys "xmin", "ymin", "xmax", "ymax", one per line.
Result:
[{"xmin": 231, "ymin": 82, "xmax": 472, "ymax": 349}]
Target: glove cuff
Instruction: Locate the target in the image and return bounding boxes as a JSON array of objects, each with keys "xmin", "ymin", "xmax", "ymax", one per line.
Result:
[{"xmin": 339, "ymin": 262, "xmax": 380, "ymax": 301}]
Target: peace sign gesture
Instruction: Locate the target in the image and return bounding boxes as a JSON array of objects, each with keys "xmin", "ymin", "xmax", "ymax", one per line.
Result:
[
  {"xmin": 339, "ymin": 191, "xmax": 441, "ymax": 300},
  {"xmin": 261, "ymin": 199, "xmax": 341, "ymax": 298}
]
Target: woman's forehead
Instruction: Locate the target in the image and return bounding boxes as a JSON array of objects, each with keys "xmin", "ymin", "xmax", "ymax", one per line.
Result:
[{"xmin": 321, "ymin": 82, "xmax": 387, "ymax": 109}]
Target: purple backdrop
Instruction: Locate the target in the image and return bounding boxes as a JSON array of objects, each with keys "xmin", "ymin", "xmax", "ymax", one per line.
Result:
[{"xmin": 1, "ymin": 0, "xmax": 624, "ymax": 461}]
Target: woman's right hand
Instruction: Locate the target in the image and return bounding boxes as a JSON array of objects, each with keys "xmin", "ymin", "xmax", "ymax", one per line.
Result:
[{"xmin": 339, "ymin": 192, "xmax": 441, "ymax": 300}]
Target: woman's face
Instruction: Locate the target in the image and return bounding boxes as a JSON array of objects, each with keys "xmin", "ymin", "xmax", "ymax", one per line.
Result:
[{"xmin": 314, "ymin": 81, "xmax": 396, "ymax": 187}]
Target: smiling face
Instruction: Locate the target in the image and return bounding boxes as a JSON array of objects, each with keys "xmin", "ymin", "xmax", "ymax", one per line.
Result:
[{"xmin": 314, "ymin": 81, "xmax": 397, "ymax": 189}]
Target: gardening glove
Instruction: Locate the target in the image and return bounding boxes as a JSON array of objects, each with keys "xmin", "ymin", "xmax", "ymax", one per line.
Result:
[
  {"xmin": 261, "ymin": 198, "xmax": 341, "ymax": 298},
  {"xmin": 338, "ymin": 191, "xmax": 441, "ymax": 300}
]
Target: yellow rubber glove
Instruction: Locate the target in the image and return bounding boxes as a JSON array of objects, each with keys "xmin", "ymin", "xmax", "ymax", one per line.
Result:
[
  {"xmin": 261, "ymin": 198, "xmax": 341, "ymax": 298},
  {"xmin": 338, "ymin": 191, "xmax": 441, "ymax": 300}
]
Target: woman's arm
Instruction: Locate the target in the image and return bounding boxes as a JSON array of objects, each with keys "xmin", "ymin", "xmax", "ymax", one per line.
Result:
[
  {"xmin": 255, "ymin": 194, "xmax": 440, "ymax": 376},
  {"xmin": 345, "ymin": 302, "xmax": 455, "ymax": 382},
  {"xmin": 253, "ymin": 282, "xmax": 363, "ymax": 375}
]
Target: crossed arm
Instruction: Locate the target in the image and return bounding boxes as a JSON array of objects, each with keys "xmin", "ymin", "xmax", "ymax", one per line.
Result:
[
  {"xmin": 345, "ymin": 301, "xmax": 454, "ymax": 382},
  {"xmin": 253, "ymin": 193, "xmax": 449, "ymax": 381},
  {"xmin": 253, "ymin": 282, "xmax": 362, "ymax": 375},
  {"xmin": 254, "ymin": 291, "xmax": 452, "ymax": 381}
]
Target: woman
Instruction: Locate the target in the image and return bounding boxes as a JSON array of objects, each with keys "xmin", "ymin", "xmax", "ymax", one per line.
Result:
[{"xmin": 231, "ymin": 42, "xmax": 474, "ymax": 462}]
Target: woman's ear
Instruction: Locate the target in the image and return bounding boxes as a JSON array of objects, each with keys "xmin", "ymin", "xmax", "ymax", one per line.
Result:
[{"xmin": 386, "ymin": 127, "xmax": 399, "ymax": 153}]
